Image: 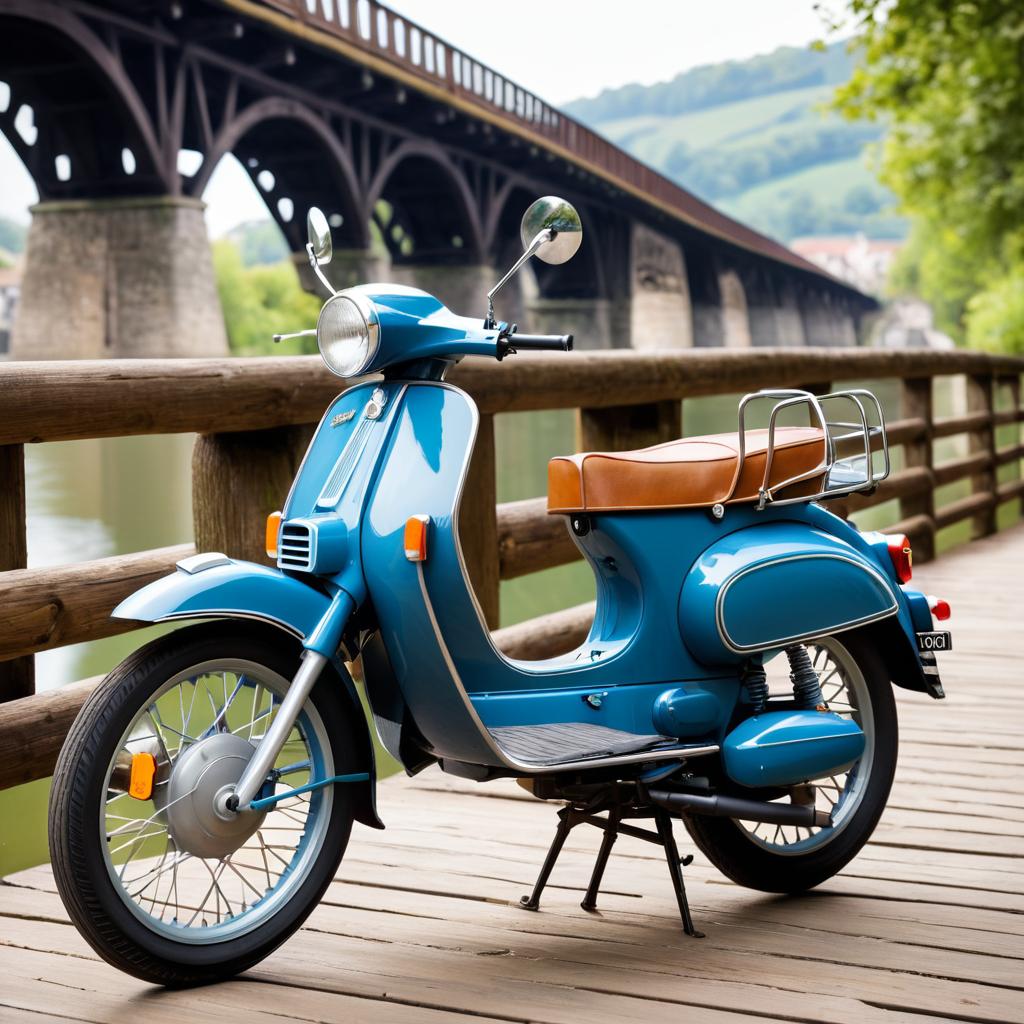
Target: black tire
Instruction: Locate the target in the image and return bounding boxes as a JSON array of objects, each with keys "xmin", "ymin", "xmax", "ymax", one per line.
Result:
[
  {"xmin": 683, "ymin": 630, "xmax": 898, "ymax": 893},
  {"xmin": 49, "ymin": 620, "xmax": 358, "ymax": 987}
]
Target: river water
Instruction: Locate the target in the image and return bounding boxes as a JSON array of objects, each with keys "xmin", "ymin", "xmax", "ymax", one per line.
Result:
[{"xmin": 0, "ymin": 377, "xmax": 1011, "ymax": 874}]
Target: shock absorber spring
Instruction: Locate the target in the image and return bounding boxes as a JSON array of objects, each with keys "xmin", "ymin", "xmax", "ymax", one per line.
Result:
[
  {"xmin": 786, "ymin": 645, "xmax": 826, "ymax": 710},
  {"xmin": 742, "ymin": 661, "xmax": 768, "ymax": 715}
]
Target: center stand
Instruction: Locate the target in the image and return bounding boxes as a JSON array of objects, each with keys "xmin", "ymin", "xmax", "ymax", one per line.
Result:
[{"xmin": 518, "ymin": 787, "xmax": 705, "ymax": 937}]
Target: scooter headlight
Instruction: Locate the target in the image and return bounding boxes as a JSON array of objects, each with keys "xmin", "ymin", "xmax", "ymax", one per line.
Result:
[{"xmin": 316, "ymin": 291, "xmax": 380, "ymax": 378}]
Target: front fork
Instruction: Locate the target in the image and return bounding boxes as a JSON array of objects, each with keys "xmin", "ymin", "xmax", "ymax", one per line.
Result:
[{"xmin": 229, "ymin": 588, "xmax": 356, "ymax": 812}]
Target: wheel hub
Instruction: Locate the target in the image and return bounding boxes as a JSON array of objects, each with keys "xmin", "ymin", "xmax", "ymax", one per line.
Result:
[{"xmin": 165, "ymin": 732, "xmax": 267, "ymax": 858}]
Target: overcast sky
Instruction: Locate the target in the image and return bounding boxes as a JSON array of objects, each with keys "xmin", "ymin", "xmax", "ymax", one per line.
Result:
[{"xmin": 0, "ymin": 1, "xmax": 830, "ymax": 235}]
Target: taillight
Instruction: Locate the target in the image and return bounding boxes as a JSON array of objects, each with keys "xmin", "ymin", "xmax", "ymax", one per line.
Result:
[
  {"xmin": 928, "ymin": 596, "xmax": 951, "ymax": 621},
  {"xmin": 885, "ymin": 534, "xmax": 913, "ymax": 583}
]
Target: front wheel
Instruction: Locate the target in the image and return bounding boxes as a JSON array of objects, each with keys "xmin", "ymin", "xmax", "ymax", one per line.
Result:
[
  {"xmin": 684, "ymin": 631, "xmax": 898, "ymax": 893},
  {"xmin": 49, "ymin": 621, "xmax": 359, "ymax": 987}
]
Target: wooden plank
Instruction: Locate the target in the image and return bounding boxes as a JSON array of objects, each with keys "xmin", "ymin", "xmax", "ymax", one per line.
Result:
[
  {"xmin": 458, "ymin": 413, "xmax": 500, "ymax": 629},
  {"xmin": 578, "ymin": 399, "xmax": 682, "ymax": 453},
  {"xmin": 2, "ymin": 351, "xmax": 1022, "ymax": 445},
  {"xmin": 497, "ymin": 497, "xmax": 579, "ymax": 579},
  {"xmin": 0, "ymin": 444, "xmax": 32, "ymax": 700},
  {"xmin": 0, "ymin": 544, "xmax": 193, "ymax": 661},
  {"xmin": 966, "ymin": 373, "xmax": 998, "ymax": 536},
  {"xmin": 492, "ymin": 601, "xmax": 594, "ymax": 660},
  {"xmin": 900, "ymin": 378, "xmax": 936, "ymax": 561}
]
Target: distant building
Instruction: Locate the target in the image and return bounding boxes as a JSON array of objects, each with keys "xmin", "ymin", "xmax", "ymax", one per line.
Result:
[
  {"xmin": 868, "ymin": 297, "xmax": 955, "ymax": 351},
  {"xmin": 0, "ymin": 260, "xmax": 21, "ymax": 356},
  {"xmin": 790, "ymin": 235, "xmax": 902, "ymax": 297}
]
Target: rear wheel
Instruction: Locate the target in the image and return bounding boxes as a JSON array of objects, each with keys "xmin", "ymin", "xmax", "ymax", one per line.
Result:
[
  {"xmin": 684, "ymin": 631, "xmax": 897, "ymax": 893},
  {"xmin": 49, "ymin": 621, "xmax": 358, "ymax": 986}
]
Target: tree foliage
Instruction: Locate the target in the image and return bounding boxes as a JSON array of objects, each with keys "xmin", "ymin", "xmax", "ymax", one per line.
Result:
[
  {"xmin": 829, "ymin": 0, "xmax": 1024, "ymax": 351},
  {"xmin": 212, "ymin": 240, "xmax": 320, "ymax": 356}
]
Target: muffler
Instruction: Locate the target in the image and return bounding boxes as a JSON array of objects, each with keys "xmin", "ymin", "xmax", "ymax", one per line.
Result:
[{"xmin": 647, "ymin": 788, "xmax": 832, "ymax": 828}]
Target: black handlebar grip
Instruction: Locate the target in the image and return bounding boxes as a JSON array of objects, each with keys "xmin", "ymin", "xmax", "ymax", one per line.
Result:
[{"xmin": 508, "ymin": 333, "xmax": 574, "ymax": 352}]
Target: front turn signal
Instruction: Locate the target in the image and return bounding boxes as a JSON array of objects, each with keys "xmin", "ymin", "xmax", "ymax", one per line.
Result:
[
  {"xmin": 885, "ymin": 533, "xmax": 913, "ymax": 584},
  {"xmin": 266, "ymin": 510, "xmax": 282, "ymax": 559},
  {"xmin": 404, "ymin": 515, "xmax": 430, "ymax": 562}
]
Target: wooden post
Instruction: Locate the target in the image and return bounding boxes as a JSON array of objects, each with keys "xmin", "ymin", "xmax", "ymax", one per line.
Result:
[
  {"xmin": 0, "ymin": 444, "xmax": 33, "ymax": 701},
  {"xmin": 579, "ymin": 400, "xmax": 682, "ymax": 453},
  {"xmin": 966, "ymin": 373, "xmax": 997, "ymax": 538},
  {"xmin": 901, "ymin": 378, "xmax": 936, "ymax": 562},
  {"xmin": 192, "ymin": 426, "xmax": 314, "ymax": 566},
  {"xmin": 458, "ymin": 413, "xmax": 500, "ymax": 629}
]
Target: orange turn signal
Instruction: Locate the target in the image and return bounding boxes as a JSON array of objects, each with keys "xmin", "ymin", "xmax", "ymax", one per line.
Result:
[
  {"xmin": 266, "ymin": 511, "xmax": 282, "ymax": 559},
  {"xmin": 404, "ymin": 515, "xmax": 430, "ymax": 562},
  {"xmin": 128, "ymin": 752, "xmax": 157, "ymax": 801}
]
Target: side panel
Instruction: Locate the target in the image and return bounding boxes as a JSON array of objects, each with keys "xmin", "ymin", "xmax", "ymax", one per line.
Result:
[{"xmin": 680, "ymin": 523, "xmax": 899, "ymax": 665}]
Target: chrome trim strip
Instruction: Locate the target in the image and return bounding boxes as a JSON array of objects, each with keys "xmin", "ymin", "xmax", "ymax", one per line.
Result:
[
  {"xmin": 144, "ymin": 610, "xmax": 305, "ymax": 639},
  {"xmin": 714, "ymin": 552, "xmax": 899, "ymax": 655},
  {"xmin": 415, "ymin": 561, "xmax": 718, "ymax": 774},
  {"xmin": 176, "ymin": 552, "xmax": 232, "ymax": 574}
]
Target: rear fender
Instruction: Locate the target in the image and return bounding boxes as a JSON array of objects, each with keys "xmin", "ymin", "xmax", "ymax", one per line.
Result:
[
  {"xmin": 112, "ymin": 552, "xmax": 384, "ymax": 829},
  {"xmin": 680, "ymin": 522, "xmax": 900, "ymax": 666}
]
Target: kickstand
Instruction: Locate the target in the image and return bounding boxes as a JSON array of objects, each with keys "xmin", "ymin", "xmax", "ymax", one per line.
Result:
[
  {"xmin": 519, "ymin": 798, "xmax": 705, "ymax": 937},
  {"xmin": 580, "ymin": 806, "xmax": 620, "ymax": 912},
  {"xmin": 654, "ymin": 808, "xmax": 704, "ymax": 938},
  {"xmin": 519, "ymin": 807, "xmax": 576, "ymax": 911}
]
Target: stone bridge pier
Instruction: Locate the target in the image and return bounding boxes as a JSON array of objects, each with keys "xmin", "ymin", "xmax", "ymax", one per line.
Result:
[{"xmin": 12, "ymin": 197, "xmax": 227, "ymax": 359}]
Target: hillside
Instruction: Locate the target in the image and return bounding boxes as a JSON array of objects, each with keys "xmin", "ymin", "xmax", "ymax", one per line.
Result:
[{"xmin": 565, "ymin": 42, "xmax": 905, "ymax": 243}]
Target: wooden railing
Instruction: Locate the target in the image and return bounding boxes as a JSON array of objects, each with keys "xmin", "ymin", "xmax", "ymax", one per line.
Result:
[{"xmin": 1, "ymin": 347, "xmax": 1022, "ymax": 789}]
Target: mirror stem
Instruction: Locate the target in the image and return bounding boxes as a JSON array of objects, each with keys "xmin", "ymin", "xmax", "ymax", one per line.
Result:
[
  {"xmin": 484, "ymin": 228, "xmax": 553, "ymax": 327},
  {"xmin": 306, "ymin": 242, "xmax": 338, "ymax": 297}
]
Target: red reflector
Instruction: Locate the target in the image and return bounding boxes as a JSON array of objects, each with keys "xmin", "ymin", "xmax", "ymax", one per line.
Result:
[
  {"xmin": 885, "ymin": 534, "xmax": 913, "ymax": 584},
  {"xmin": 930, "ymin": 597, "xmax": 951, "ymax": 621}
]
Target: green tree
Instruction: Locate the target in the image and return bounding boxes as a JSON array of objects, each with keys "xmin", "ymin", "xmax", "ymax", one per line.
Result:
[
  {"xmin": 212, "ymin": 240, "xmax": 321, "ymax": 356},
  {"xmin": 828, "ymin": 0, "xmax": 1024, "ymax": 351}
]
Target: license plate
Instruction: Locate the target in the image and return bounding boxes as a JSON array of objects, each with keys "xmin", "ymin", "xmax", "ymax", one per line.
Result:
[{"xmin": 917, "ymin": 631, "xmax": 952, "ymax": 653}]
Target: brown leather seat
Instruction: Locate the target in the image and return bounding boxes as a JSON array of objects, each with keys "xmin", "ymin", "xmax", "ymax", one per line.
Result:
[{"xmin": 547, "ymin": 426, "xmax": 826, "ymax": 513}]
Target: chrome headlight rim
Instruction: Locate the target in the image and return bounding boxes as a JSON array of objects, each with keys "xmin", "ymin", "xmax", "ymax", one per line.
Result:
[{"xmin": 316, "ymin": 290, "xmax": 381, "ymax": 378}]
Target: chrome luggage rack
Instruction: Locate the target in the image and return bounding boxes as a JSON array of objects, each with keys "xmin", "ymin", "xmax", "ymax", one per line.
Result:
[{"xmin": 736, "ymin": 389, "xmax": 890, "ymax": 510}]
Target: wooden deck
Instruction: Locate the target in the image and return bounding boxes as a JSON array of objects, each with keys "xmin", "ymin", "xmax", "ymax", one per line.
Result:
[{"xmin": 2, "ymin": 525, "xmax": 1023, "ymax": 1023}]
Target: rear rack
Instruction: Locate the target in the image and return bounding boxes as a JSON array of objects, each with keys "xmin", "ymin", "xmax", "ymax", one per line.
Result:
[{"xmin": 736, "ymin": 388, "xmax": 890, "ymax": 509}]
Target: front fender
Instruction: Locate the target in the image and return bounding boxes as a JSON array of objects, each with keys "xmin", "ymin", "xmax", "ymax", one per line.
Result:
[
  {"xmin": 112, "ymin": 552, "xmax": 384, "ymax": 829},
  {"xmin": 112, "ymin": 552, "xmax": 332, "ymax": 639},
  {"xmin": 681, "ymin": 523, "xmax": 900, "ymax": 665}
]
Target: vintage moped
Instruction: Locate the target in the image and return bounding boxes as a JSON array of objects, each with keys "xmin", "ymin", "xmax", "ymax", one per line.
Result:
[{"xmin": 50, "ymin": 197, "xmax": 952, "ymax": 986}]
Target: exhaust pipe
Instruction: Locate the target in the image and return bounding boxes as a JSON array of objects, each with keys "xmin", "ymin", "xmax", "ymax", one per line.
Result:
[{"xmin": 647, "ymin": 788, "xmax": 832, "ymax": 828}]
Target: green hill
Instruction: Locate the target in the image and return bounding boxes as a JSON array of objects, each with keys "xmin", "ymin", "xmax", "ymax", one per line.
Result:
[{"xmin": 565, "ymin": 42, "xmax": 905, "ymax": 243}]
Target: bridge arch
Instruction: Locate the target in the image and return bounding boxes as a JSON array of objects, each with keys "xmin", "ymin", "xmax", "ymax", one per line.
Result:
[
  {"xmin": 0, "ymin": 0, "xmax": 165, "ymax": 198},
  {"xmin": 193, "ymin": 97, "xmax": 367, "ymax": 252},
  {"xmin": 367, "ymin": 140, "xmax": 484, "ymax": 264}
]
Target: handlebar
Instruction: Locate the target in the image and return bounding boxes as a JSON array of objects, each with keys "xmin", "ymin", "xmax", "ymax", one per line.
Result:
[{"xmin": 496, "ymin": 331, "xmax": 574, "ymax": 359}]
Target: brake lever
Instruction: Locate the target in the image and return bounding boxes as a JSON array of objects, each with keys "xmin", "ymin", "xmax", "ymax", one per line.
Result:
[{"xmin": 272, "ymin": 329, "xmax": 317, "ymax": 344}]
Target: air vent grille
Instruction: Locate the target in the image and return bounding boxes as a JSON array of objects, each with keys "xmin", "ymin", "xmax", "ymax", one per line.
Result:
[{"xmin": 277, "ymin": 522, "xmax": 313, "ymax": 571}]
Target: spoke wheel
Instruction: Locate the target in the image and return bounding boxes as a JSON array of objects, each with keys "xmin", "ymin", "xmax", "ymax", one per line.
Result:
[
  {"xmin": 682, "ymin": 628, "xmax": 897, "ymax": 894},
  {"xmin": 50, "ymin": 622, "xmax": 358, "ymax": 986}
]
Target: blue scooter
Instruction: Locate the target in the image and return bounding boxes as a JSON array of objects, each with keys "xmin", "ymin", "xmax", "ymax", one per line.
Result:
[{"xmin": 50, "ymin": 197, "xmax": 951, "ymax": 986}]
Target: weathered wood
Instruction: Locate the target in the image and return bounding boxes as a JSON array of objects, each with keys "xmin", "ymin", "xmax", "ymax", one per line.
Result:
[
  {"xmin": 578, "ymin": 399, "xmax": 682, "ymax": 453},
  {"xmin": 458, "ymin": 413, "xmax": 500, "ymax": 629},
  {"xmin": 497, "ymin": 497, "xmax": 579, "ymax": 579},
  {"xmin": 3, "ymin": 351, "xmax": 1022, "ymax": 444},
  {"xmin": 885, "ymin": 416, "xmax": 928, "ymax": 447},
  {"xmin": 0, "ymin": 545, "xmax": 193, "ymax": 661},
  {"xmin": 492, "ymin": 601, "xmax": 594, "ymax": 660},
  {"xmin": 900, "ymin": 379, "xmax": 936, "ymax": 562},
  {"xmin": 965, "ymin": 373, "xmax": 997, "ymax": 537},
  {"xmin": 843, "ymin": 466, "xmax": 933, "ymax": 514},
  {"xmin": 0, "ymin": 444, "xmax": 33, "ymax": 700},
  {"xmin": 0, "ymin": 357, "xmax": 344, "ymax": 445},
  {"xmin": 193, "ymin": 426, "xmax": 313, "ymax": 565},
  {"xmin": 933, "ymin": 451, "xmax": 993, "ymax": 487},
  {"xmin": 935, "ymin": 491, "xmax": 997, "ymax": 531},
  {"xmin": 932, "ymin": 409, "xmax": 992, "ymax": 440},
  {"xmin": 0, "ymin": 676, "xmax": 102, "ymax": 787}
]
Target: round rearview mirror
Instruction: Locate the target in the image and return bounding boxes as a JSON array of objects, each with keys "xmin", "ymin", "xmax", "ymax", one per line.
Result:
[
  {"xmin": 306, "ymin": 207, "xmax": 333, "ymax": 266},
  {"xmin": 520, "ymin": 196, "xmax": 582, "ymax": 265}
]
